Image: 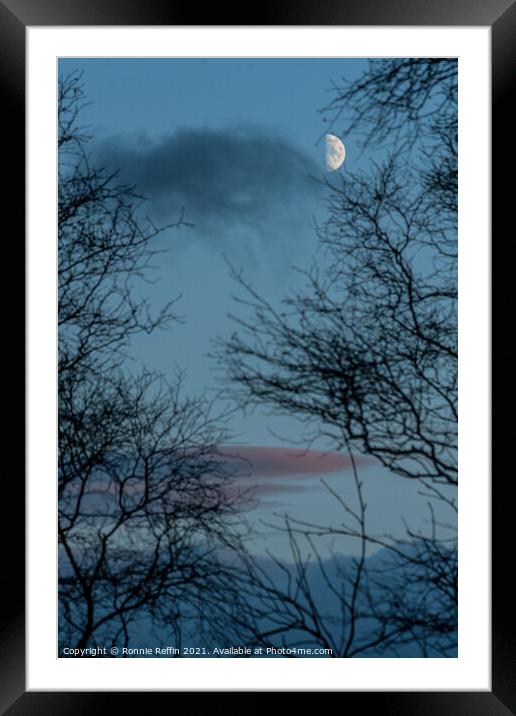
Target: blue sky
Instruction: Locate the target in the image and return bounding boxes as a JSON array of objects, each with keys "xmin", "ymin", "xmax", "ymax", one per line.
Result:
[
  {"xmin": 58, "ymin": 58, "xmax": 368, "ymax": 438},
  {"xmin": 59, "ymin": 58, "xmax": 456, "ymax": 558}
]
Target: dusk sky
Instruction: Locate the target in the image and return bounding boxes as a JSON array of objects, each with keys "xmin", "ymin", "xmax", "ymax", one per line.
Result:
[{"xmin": 58, "ymin": 58, "xmax": 455, "ymax": 558}]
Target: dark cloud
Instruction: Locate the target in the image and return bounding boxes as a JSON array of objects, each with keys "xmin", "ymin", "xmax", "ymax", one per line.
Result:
[{"xmin": 95, "ymin": 127, "xmax": 324, "ymax": 239}]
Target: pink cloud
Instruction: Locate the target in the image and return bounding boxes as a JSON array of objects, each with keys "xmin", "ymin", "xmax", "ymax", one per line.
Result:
[
  {"xmin": 217, "ymin": 445, "xmax": 365, "ymax": 480},
  {"xmin": 61, "ymin": 445, "xmax": 367, "ymax": 512},
  {"xmin": 213, "ymin": 445, "xmax": 369, "ymax": 508}
]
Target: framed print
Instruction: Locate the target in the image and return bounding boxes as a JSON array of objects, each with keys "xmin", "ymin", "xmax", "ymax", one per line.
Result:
[{"xmin": 4, "ymin": 0, "xmax": 510, "ymax": 710}]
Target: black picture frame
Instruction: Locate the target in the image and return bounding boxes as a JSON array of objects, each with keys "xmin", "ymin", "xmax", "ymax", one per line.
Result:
[{"xmin": 5, "ymin": 0, "xmax": 508, "ymax": 711}]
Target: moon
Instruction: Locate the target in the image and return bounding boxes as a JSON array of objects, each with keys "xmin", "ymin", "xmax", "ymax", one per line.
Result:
[{"xmin": 325, "ymin": 134, "xmax": 346, "ymax": 171}]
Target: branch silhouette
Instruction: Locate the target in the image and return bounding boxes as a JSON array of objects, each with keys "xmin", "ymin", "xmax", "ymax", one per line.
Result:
[
  {"xmin": 58, "ymin": 72, "xmax": 243, "ymax": 652},
  {"xmin": 215, "ymin": 59, "xmax": 458, "ymax": 657}
]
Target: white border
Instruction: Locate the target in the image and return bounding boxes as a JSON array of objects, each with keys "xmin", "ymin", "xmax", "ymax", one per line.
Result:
[{"xmin": 27, "ymin": 26, "xmax": 490, "ymax": 691}]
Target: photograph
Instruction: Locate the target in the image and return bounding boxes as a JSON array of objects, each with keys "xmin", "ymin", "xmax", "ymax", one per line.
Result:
[
  {"xmin": 5, "ymin": 4, "xmax": 504, "ymax": 703},
  {"xmin": 57, "ymin": 56, "xmax": 458, "ymax": 659}
]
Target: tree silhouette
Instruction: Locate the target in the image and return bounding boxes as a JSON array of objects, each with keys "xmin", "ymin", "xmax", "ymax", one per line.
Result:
[
  {"xmin": 58, "ymin": 73, "xmax": 242, "ymax": 652},
  {"xmin": 210, "ymin": 455, "xmax": 457, "ymax": 658},
  {"xmin": 216, "ymin": 58, "xmax": 458, "ymax": 656}
]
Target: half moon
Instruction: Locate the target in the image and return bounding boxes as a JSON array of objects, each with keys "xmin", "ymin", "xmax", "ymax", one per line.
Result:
[{"xmin": 325, "ymin": 134, "xmax": 346, "ymax": 171}]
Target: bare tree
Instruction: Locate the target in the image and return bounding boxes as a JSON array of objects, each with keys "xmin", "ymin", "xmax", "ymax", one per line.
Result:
[
  {"xmin": 58, "ymin": 73, "xmax": 242, "ymax": 652},
  {"xmin": 216, "ymin": 58, "xmax": 458, "ymax": 656},
  {"xmin": 220, "ymin": 58, "xmax": 457, "ymax": 485},
  {"xmin": 212, "ymin": 449, "xmax": 457, "ymax": 658}
]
